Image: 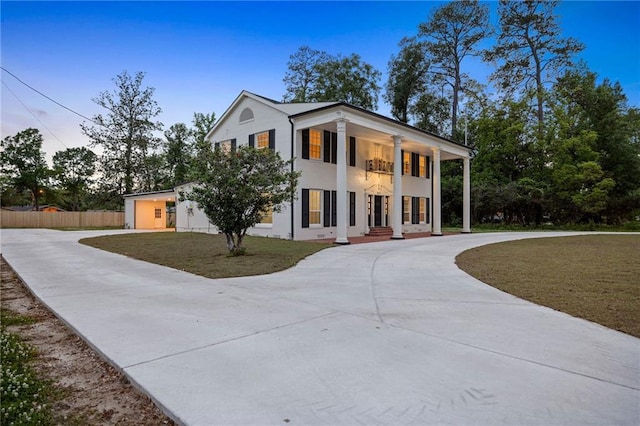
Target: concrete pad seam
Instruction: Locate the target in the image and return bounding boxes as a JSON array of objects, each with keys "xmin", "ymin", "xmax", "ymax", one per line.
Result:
[
  {"xmin": 387, "ymin": 322, "xmax": 640, "ymax": 392},
  {"xmin": 122, "ymin": 311, "xmax": 340, "ymax": 370}
]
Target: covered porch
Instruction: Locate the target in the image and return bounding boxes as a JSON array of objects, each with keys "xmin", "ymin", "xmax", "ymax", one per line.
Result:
[{"xmin": 290, "ymin": 104, "xmax": 471, "ymax": 244}]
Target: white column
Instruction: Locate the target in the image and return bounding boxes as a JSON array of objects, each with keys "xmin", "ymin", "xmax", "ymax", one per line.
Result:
[
  {"xmin": 335, "ymin": 120, "xmax": 349, "ymax": 244},
  {"xmin": 392, "ymin": 135, "xmax": 404, "ymax": 239},
  {"xmin": 432, "ymin": 147, "xmax": 442, "ymax": 236},
  {"xmin": 462, "ymin": 156, "xmax": 471, "ymax": 233}
]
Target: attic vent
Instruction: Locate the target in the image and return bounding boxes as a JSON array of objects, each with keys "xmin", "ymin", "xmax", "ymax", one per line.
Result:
[{"xmin": 239, "ymin": 108, "xmax": 254, "ymax": 122}]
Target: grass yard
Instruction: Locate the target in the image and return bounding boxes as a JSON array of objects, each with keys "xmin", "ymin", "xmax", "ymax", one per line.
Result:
[
  {"xmin": 80, "ymin": 232, "xmax": 332, "ymax": 279},
  {"xmin": 456, "ymin": 235, "xmax": 640, "ymax": 338}
]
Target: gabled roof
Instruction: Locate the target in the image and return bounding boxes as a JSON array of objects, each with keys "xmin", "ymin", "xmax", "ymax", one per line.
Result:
[
  {"xmin": 205, "ymin": 90, "xmax": 339, "ymax": 140},
  {"xmin": 206, "ymin": 90, "xmax": 468, "ymax": 150},
  {"xmin": 288, "ymin": 101, "xmax": 467, "ymax": 149}
]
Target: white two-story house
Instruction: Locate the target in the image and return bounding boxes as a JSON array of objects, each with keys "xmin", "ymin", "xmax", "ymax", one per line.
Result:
[{"xmin": 171, "ymin": 90, "xmax": 471, "ymax": 244}]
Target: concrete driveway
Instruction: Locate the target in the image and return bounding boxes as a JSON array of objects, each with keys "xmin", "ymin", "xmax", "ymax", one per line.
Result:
[{"xmin": 1, "ymin": 229, "xmax": 638, "ymax": 425}]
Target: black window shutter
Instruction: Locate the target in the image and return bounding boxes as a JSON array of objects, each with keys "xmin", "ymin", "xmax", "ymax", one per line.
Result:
[
  {"xmin": 412, "ymin": 153, "xmax": 419, "ymax": 177},
  {"xmin": 426, "ymin": 156, "xmax": 430, "ymax": 178},
  {"xmin": 323, "ymin": 190, "xmax": 331, "ymax": 227},
  {"xmin": 302, "ymin": 129, "xmax": 310, "ymax": 159},
  {"xmin": 248, "ymin": 134, "xmax": 255, "ymax": 148},
  {"xmin": 349, "ymin": 137, "xmax": 356, "ymax": 167},
  {"xmin": 214, "ymin": 142, "xmax": 220, "ymax": 150},
  {"xmin": 401, "ymin": 150, "xmax": 405, "ymax": 175},
  {"xmin": 269, "ymin": 129, "xmax": 276, "ymax": 150},
  {"xmin": 323, "ymin": 131, "xmax": 331, "ymax": 163},
  {"xmin": 302, "ymin": 189, "xmax": 309, "ymax": 228},
  {"xmin": 349, "ymin": 191, "xmax": 356, "ymax": 226},
  {"xmin": 231, "ymin": 138, "xmax": 236, "ymax": 152},
  {"xmin": 331, "ymin": 132, "xmax": 337, "ymax": 164},
  {"xmin": 412, "ymin": 197, "xmax": 420, "ymax": 224},
  {"xmin": 426, "ymin": 198, "xmax": 430, "ymax": 223},
  {"xmin": 331, "ymin": 190, "xmax": 337, "ymax": 226}
]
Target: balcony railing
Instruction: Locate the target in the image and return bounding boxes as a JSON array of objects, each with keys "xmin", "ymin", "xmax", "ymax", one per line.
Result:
[{"xmin": 366, "ymin": 158, "xmax": 394, "ymax": 174}]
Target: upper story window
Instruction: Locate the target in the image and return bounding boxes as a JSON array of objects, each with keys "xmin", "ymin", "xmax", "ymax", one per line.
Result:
[
  {"xmin": 403, "ymin": 152, "xmax": 411, "ymax": 175},
  {"xmin": 256, "ymin": 131, "xmax": 269, "ymax": 149},
  {"xmin": 419, "ymin": 156, "xmax": 426, "ymax": 177},
  {"xmin": 309, "ymin": 129, "xmax": 322, "ymax": 159},
  {"xmin": 239, "ymin": 108, "xmax": 254, "ymax": 123}
]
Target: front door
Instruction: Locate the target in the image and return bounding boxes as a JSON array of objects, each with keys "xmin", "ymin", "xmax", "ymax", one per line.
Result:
[{"xmin": 374, "ymin": 195, "xmax": 383, "ymax": 227}]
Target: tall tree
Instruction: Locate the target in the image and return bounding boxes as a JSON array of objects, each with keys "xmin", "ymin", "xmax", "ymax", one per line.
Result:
[
  {"xmin": 384, "ymin": 37, "xmax": 431, "ymax": 123},
  {"xmin": 418, "ymin": 0, "xmax": 491, "ymax": 135},
  {"xmin": 551, "ymin": 69, "xmax": 640, "ymax": 221},
  {"xmin": 282, "ymin": 47, "xmax": 382, "ymax": 110},
  {"xmin": 190, "ymin": 112, "xmax": 216, "ymax": 180},
  {"xmin": 310, "ymin": 53, "xmax": 382, "ymax": 110},
  {"xmin": 0, "ymin": 128, "xmax": 49, "ymax": 210},
  {"xmin": 283, "ymin": 46, "xmax": 330, "ymax": 103},
  {"xmin": 52, "ymin": 147, "xmax": 97, "ymax": 211},
  {"xmin": 484, "ymin": 0, "xmax": 584, "ymax": 133},
  {"xmin": 80, "ymin": 71, "xmax": 163, "ymax": 194},
  {"xmin": 184, "ymin": 146, "xmax": 300, "ymax": 255},
  {"xmin": 163, "ymin": 123, "xmax": 193, "ymax": 186}
]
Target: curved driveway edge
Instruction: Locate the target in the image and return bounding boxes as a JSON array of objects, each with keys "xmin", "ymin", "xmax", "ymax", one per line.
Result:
[{"xmin": 1, "ymin": 229, "xmax": 639, "ymax": 425}]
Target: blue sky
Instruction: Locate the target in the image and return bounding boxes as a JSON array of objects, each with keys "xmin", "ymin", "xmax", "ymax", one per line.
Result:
[{"xmin": 2, "ymin": 1, "xmax": 639, "ymax": 162}]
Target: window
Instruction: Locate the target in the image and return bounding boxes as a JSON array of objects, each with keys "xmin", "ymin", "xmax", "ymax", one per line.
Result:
[
  {"xmin": 419, "ymin": 156, "xmax": 426, "ymax": 177},
  {"xmin": 256, "ymin": 131, "xmax": 269, "ymax": 149},
  {"xmin": 403, "ymin": 196, "xmax": 410, "ymax": 224},
  {"xmin": 419, "ymin": 198, "xmax": 426, "ymax": 223},
  {"xmin": 260, "ymin": 205, "xmax": 273, "ymax": 224},
  {"xmin": 154, "ymin": 208, "xmax": 162, "ymax": 219},
  {"xmin": 239, "ymin": 108, "xmax": 254, "ymax": 122},
  {"xmin": 309, "ymin": 129, "xmax": 322, "ymax": 159},
  {"xmin": 309, "ymin": 190, "xmax": 321, "ymax": 225},
  {"xmin": 403, "ymin": 152, "xmax": 410, "ymax": 174},
  {"xmin": 220, "ymin": 140, "xmax": 232, "ymax": 153}
]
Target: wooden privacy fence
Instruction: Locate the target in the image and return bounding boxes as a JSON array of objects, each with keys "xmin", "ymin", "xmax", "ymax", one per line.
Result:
[{"xmin": 0, "ymin": 211, "xmax": 125, "ymax": 228}]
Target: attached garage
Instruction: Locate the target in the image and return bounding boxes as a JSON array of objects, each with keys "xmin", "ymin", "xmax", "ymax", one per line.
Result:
[{"xmin": 123, "ymin": 190, "xmax": 176, "ymax": 230}]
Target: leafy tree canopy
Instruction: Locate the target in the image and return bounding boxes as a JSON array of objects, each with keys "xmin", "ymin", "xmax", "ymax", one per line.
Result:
[
  {"xmin": 1, "ymin": 128, "xmax": 49, "ymax": 210},
  {"xmin": 183, "ymin": 146, "xmax": 300, "ymax": 255},
  {"xmin": 81, "ymin": 71, "xmax": 163, "ymax": 195},
  {"xmin": 52, "ymin": 147, "xmax": 97, "ymax": 211},
  {"xmin": 283, "ymin": 46, "xmax": 381, "ymax": 110}
]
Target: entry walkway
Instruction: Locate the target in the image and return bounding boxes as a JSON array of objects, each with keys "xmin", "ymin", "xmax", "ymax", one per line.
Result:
[{"xmin": 1, "ymin": 229, "xmax": 638, "ymax": 425}]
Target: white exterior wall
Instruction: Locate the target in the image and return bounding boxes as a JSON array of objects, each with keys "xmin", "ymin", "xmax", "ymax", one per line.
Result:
[
  {"xmin": 294, "ymin": 130, "xmax": 432, "ymax": 240},
  {"xmin": 210, "ymin": 98, "xmax": 292, "ymax": 160},
  {"xmin": 175, "ymin": 183, "xmax": 218, "ymax": 234},
  {"xmin": 124, "ymin": 198, "xmax": 135, "ymax": 229}
]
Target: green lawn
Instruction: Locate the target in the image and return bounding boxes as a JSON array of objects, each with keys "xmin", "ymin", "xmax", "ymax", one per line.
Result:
[
  {"xmin": 456, "ymin": 234, "xmax": 640, "ymax": 338},
  {"xmin": 80, "ymin": 232, "xmax": 332, "ymax": 279}
]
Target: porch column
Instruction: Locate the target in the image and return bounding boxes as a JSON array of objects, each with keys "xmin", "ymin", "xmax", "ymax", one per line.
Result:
[
  {"xmin": 392, "ymin": 135, "xmax": 404, "ymax": 239},
  {"xmin": 335, "ymin": 119, "xmax": 349, "ymax": 244},
  {"xmin": 462, "ymin": 156, "xmax": 471, "ymax": 233},
  {"xmin": 432, "ymin": 147, "xmax": 442, "ymax": 236}
]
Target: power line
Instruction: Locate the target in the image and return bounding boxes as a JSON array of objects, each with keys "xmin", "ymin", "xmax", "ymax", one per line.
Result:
[
  {"xmin": 2, "ymin": 79, "xmax": 69, "ymax": 150},
  {"xmin": 1, "ymin": 66, "xmax": 100, "ymax": 125}
]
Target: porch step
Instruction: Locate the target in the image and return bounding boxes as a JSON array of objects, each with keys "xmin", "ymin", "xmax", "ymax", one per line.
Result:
[{"xmin": 367, "ymin": 226, "xmax": 393, "ymax": 236}]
